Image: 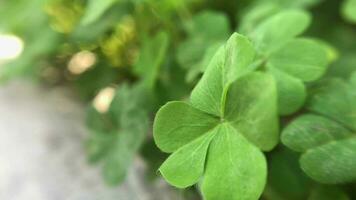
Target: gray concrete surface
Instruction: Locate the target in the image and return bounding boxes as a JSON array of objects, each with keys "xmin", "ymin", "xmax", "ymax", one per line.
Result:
[{"xmin": 0, "ymin": 81, "xmax": 179, "ymax": 200}]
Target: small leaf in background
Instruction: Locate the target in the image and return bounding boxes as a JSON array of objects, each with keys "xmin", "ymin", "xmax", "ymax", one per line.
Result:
[
  {"xmin": 176, "ymin": 11, "xmax": 230, "ymax": 82},
  {"xmin": 133, "ymin": 31, "xmax": 169, "ymax": 89},
  {"xmin": 238, "ymin": 0, "xmax": 321, "ymax": 35},
  {"xmin": 238, "ymin": 3, "xmax": 280, "ymax": 35},
  {"xmin": 307, "ymin": 79, "xmax": 356, "ymax": 130},
  {"xmin": 282, "ymin": 114, "xmax": 352, "ymax": 152},
  {"xmin": 246, "ymin": 10, "xmax": 330, "ymax": 115},
  {"xmin": 81, "ymin": 0, "xmax": 121, "ymax": 25},
  {"xmin": 267, "ymin": 38, "xmax": 328, "ymax": 82},
  {"xmin": 282, "ymin": 77, "xmax": 356, "ymax": 184},
  {"xmin": 265, "ymin": 37, "xmax": 328, "ymax": 115},
  {"xmin": 250, "ymin": 10, "xmax": 311, "ymax": 54},
  {"xmin": 185, "ymin": 42, "xmax": 222, "ymax": 82},
  {"xmin": 342, "ymin": 0, "xmax": 356, "ymax": 23},
  {"xmin": 301, "ymin": 137, "xmax": 356, "ymax": 184},
  {"xmin": 154, "ymin": 33, "xmax": 279, "ymax": 200}
]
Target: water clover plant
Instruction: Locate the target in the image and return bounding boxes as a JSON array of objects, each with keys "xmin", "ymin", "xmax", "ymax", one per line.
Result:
[
  {"xmin": 282, "ymin": 73, "xmax": 356, "ymax": 184},
  {"xmin": 153, "ymin": 33, "xmax": 279, "ymax": 200}
]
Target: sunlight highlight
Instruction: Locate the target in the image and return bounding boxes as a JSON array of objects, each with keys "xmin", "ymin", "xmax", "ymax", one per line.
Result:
[
  {"xmin": 0, "ymin": 34, "xmax": 24, "ymax": 60},
  {"xmin": 93, "ymin": 87, "xmax": 116, "ymax": 113},
  {"xmin": 67, "ymin": 50, "xmax": 96, "ymax": 74}
]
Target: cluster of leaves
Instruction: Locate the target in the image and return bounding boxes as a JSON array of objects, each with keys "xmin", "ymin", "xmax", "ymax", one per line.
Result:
[{"xmin": 1, "ymin": 0, "xmax": 356, "ymax": 199}]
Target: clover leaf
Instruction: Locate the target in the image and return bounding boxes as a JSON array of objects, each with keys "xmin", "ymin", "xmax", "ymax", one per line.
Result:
[
  {"xmin": 238, "ymin": 0, "xmax": 321, "ymax": 35},
  {"xmin": 154, "ymin": 33, "xmax": 279, "ymax": 200},
  {"xmin": 250, "ymin": 10, "xmax": 311, "ymax": 54},
  {"xmin": 247, "ymin": 10, "xmax": 329, "ymax": 115},
  {"xmin": 282, "ymin": 77, "xmax": 356, "ymax": 184},
  {"xmin": 177, "ymin": 11, "xmax": 230, "ymax": 82},
  {"xmin": 86, "ymin": 83, "xmax": 149, "ymax": 185},
  {"xmin": 266, "ymin": 38, "xmax": 329, "ymax": 115}
]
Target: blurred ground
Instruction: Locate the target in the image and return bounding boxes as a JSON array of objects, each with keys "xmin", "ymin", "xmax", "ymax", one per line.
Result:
[{"xmin": 0, "ymin": 81, "xmax": 178, "ymax": 200}]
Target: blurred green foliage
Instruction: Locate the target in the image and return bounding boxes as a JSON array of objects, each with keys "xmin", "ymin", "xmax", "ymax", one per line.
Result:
[{"xmin": 0, "ymin": 0, "xmax": 356, "ymax": 199}]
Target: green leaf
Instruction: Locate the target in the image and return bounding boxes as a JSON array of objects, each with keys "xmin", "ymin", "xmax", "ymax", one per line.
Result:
[
  {"xmin": 225, "ymin": 72, "xmax": 279, "ymax": 151},
  {"xmin": 159, "ymin": 129, "xmax": 216, "ymax": 188},
  {"xmin": 268, "ymin": 68, "xmax": 306, "ymax": 115},
  {"xmin": 301, "ymin": 137, "xmax": 356, "ymax": 184},
  {"xmin": 184, "ymin": 10, "xmax": 230, "ymax": 40},
  {"xmin": 201, "ymin": 123, "xmax": 267, "ymax": 200},
  {"xmin": 190, "ymin": 33, "xmax": 255, "ymax": 116},
  {"xmin": 268, "ymin": 38, "xmax": 328, "ymax": 82},
  {"xmin": 342, "ymin": 0, "xmax": 356, "ymax": 23},
  {"xmin": 239, "ymin": 3, "xmax": 280, "ymax": 35},
  {"xmin": 81, "ymin": 0, "xmax": 120, "ymax": 25},
  {"xmin": 133, "ymin": 31, "xmax": 169, "ymax": 89},
  {"xmin": 249, "ymin": 11, "xmax": 329, "ymax": 116},
  {"xmin": 177, "ymin": 11, "xmax": 229, "ymax": 68},
  {"xmin": 282, "ymin": 114, "xmax": 352, "ymax": 152},
  {"xmin": 153, "ymin": 101, "xmax": 219, "ymax": 153},
  {"xmin": 251, "ymin": 10, "xmax": 311, "ymax": 54},
  {"xmin": 263, "ymin": 38, "xmax": 329, "ymax": 115},
  {"xmin": 282, "ymin": 77, "xmax": 356, "ymax": 184},
  {"xmin": 185, "ymin": 42, "xmax": 223, "ymax": 82},
  {"xmin": 176, "ymin": 11, "xmax": 230, "ymax": 81},
  {"xmin": 307, "ymin": 79, "xmax": 356, "ymax": 131}
]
